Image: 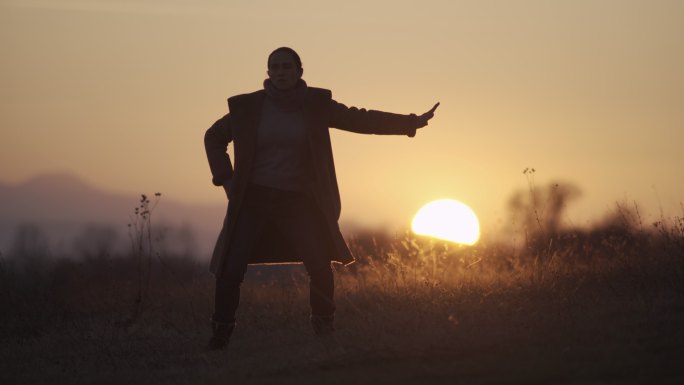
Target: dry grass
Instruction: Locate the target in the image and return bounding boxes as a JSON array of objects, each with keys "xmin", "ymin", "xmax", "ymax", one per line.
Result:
[{"xmin": 1, "ymin": 217, "xmax": 683, "ymax": 384}]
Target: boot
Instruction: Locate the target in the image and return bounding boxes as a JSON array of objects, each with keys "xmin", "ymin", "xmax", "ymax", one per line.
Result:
[
  {"xmin": 207, "ymin": 319, "xmax": 235, "ymax": 350},
  {"xmin": 311, "ymin": 314, "xmax": 335, "ymax": 337}
]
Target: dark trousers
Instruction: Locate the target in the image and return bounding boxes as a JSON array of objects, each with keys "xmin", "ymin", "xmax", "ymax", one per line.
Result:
[{"xmin": 213, "ymin": 183, "xmax": 335, "ymax": 324}]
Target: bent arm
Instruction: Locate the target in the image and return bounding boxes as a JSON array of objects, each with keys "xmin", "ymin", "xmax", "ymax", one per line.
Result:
[
  {"xmin": 204, "ymin": 114, "xmax": 234, "ymax": 186},
  {"xmin": 329, "ymin": 100, "xmax": 419, "ymax": 137}
]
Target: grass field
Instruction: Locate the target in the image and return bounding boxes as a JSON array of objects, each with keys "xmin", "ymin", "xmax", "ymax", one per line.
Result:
[{"xmin": 2, "ymin": 213, "xmax": 683, "ymax": 384}]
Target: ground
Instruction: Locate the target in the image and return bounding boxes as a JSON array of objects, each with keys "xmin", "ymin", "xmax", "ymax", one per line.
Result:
[{"xmin": 2, "ymin": 233, "xmax": 683, "ymax": 384}]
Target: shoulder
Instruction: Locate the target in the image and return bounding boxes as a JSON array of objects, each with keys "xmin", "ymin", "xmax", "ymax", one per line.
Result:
[
  {"xmin": 227, "ymin": 90, "xmax": 265, "ymax": 110},
  {"xmin": 306, "ymin": 87, "xmax": 333, "ymax": 112},
  {"xmin": 307, "ymin": 87, "xmax": 332, "ymax": 101}
]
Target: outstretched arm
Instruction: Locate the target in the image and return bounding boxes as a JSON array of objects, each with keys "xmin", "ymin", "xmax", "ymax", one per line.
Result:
[
  {"xmin": 204, "ymin": 114, "xmax": 234, "ymax": 187},
  {"xmin": 329, "ymin": 100, "xmax": 439, "ymax": 137}
]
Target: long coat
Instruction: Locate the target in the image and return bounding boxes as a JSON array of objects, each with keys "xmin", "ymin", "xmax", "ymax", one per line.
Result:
[{"xmin": 204, "ymin": 87, "xmax": 419, "ymax": 277}]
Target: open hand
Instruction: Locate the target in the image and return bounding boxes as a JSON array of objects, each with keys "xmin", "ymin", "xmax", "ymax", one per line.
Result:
[{"xmin": 417, "ymin": 102, "xmax": 440, "ymax": 128}]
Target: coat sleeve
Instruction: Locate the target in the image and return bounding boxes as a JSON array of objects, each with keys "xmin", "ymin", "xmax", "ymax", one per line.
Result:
[
  {"xmin": 328, "ymin": 99, "xmax": 419, "ymax": 137},
  {"xmin": 204, "ymin": 114, "xmax": 234, "ymax": 186}
]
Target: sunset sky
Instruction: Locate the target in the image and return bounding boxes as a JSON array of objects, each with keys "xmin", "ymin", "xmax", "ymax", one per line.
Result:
[{"xmin": 2, "ymin": 0, "xmax": 683, "ymax": 235}]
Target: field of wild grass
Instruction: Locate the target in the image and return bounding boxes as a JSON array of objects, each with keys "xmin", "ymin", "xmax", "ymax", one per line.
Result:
[{"xmin": 2, "ymin": 205, "xmax": 683, "ymax": 385}]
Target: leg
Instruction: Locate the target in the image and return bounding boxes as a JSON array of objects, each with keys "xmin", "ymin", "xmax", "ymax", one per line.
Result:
[
  {"xmin": 274, "ymin": 194, "xmax": 336, "ymax": 318},
  {"xmin": 209, "ymin": 201, "xmax": 266, "ymax": 350},
  {"xmin": 213, "ymin": 201, "xmax": 265, "ymax": 324}
]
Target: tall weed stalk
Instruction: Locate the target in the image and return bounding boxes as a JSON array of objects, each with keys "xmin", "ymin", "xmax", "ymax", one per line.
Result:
[{"xmin": 127, "ymin": 193, "xmax": 161, "ymax": 323}]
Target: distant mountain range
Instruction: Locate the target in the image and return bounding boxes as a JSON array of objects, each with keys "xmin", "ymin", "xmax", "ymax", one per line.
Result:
[{"xmin": 0, "ymin": 173, "xmax": 225, "ymax": 259}]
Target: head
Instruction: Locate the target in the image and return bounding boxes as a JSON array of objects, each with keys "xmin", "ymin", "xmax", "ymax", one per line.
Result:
[{"xmin": 267, "ymin": 47, "xmax": 303, "ymax": 90}]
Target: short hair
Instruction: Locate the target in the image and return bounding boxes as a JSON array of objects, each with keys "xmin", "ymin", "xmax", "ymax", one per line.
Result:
[{"xmin": 267, "ymin": 47, "xmax": 302, "ymax": 70}]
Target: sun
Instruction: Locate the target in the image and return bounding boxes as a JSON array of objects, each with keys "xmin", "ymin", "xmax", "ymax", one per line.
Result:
[{"xmin": 411, "ymin": 199, "xmax": 480, "ymax": 245}]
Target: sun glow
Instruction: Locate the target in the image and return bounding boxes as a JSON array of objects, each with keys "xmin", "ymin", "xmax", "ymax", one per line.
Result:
[{"xmin": 411, "ymin": 199, "xmax": 480, "ymax": 245}]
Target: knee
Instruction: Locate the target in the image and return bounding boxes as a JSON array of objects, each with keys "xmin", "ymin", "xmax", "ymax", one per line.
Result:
[{"xmin": 306, "ymin": 262, "xmax": 333, "ymax": 280}]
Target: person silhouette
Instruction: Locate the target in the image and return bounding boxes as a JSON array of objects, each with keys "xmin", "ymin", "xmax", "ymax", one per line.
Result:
[{"xmin": 204, "ymin": 47, "xmax": 438, "ymax": 349}]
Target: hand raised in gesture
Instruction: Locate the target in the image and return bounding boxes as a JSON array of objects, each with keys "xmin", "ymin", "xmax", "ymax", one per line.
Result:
[{"xmin": 416, "ymin": 102, "xmax": 440, "ymax": 128}]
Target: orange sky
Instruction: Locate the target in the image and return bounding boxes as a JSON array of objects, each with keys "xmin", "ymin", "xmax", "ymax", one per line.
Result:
[{"xmin": 2, "ymin": 0, "xmax": 683, "ymax": 235}]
